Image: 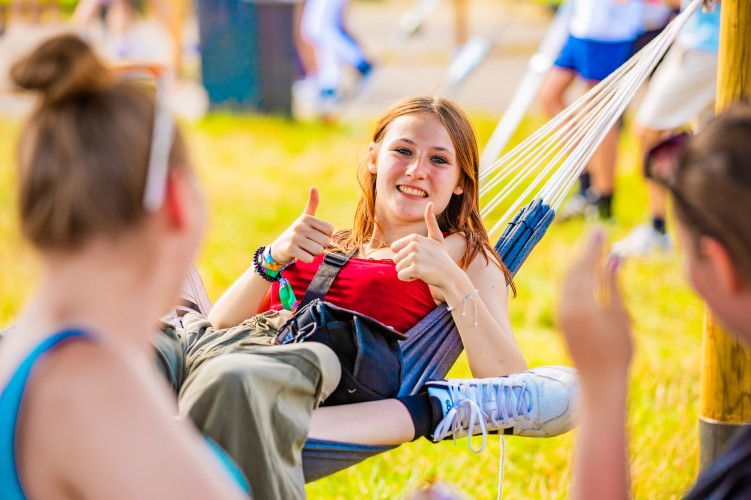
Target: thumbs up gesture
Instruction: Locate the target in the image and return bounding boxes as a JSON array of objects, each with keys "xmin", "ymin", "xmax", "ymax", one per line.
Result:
[
  {"xmin": 270, "ymin": 187, "xmax": 334, "ymax": 265},
  {"xmin": 391, "ymin": 203, "xmax": 456, "ymax": 289}
]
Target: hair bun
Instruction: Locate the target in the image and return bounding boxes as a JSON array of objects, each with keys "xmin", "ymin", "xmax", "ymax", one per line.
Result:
[{"xmin": 11, "ymin": 33, "xmax": 113, "ymax": 105}]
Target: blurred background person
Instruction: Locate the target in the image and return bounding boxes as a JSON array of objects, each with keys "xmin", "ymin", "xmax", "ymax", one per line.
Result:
[
  {"xmin": 538, "ymin": 0, "xmax": 646, "ymax": 222},
  {"xmin": 612, "ymin": 0, "xmax": 720, "ymax": 258},
  {"xmin": 300, "ymin": 0, "xmax": 374, "ymax": 119},
  {"xmin": 72, "ymin": 0, "xmax": 140, "ymax": 58}
]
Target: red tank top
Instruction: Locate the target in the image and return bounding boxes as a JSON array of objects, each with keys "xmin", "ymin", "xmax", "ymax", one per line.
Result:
[{"xmin": 268, "ymin": 254, "xmax": 437, "ymax": 334}]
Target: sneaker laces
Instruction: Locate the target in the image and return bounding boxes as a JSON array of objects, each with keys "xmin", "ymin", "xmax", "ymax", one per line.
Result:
[{"xmin": 432, "ymin": 378, "xmax": 533, "ymax": 453}]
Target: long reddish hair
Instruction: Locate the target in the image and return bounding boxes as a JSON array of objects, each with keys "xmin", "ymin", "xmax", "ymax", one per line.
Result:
[{"xmin": 332, "ymin": 96, "xmax": 515, "ymax": 292}]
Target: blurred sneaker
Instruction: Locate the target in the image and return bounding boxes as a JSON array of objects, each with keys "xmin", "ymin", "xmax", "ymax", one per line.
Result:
[
  {"xmin": 317, "ymin": 88, "xmax": 341, "ymax": 122},
  {"xmin": 611, "ymin": 224, "xmax": 672, "ymax": 258},
  {"xmin": 292, "ymin": 78, "xmax": 319, "ymax": 121},
  {"xmin": 556, "ymin": 194, "xmax": 598, "ymax": 222},
  {"xmin": 351, "ymin": 61, "xmax": 376, "ymax": 99},
  {"xmin": 427, "ymin": 366, "xmax": 581, "ymax": 452}
]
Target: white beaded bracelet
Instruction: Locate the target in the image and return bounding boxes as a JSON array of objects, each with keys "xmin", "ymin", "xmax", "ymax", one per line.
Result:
[{"xmin": 447, "ymin": 289, "xmax": 479, "ymax": 326}]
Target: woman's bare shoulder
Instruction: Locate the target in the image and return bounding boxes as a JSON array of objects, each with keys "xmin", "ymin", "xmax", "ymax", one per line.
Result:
[
  {"xmin": 21, "ymin": 339, "xmax": 244, "ymax": 499},
  {"xmin": 23, "ymin": 340, "xmax": 162, "ymax": 439},
  {"xmin": 444, "ymin": 232, "xmax": 469, "ymax": 261}
]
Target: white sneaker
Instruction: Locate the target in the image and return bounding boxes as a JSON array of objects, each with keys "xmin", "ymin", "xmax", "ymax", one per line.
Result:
[
  {"xmin": 611, "ymin": 224, "xmax": 672, "ymax": 258},
  {"xmin": 556, "ymin": 194, "xmax": 598, "ymax": 222},
  {"xmin": 317, "ymin": 89, "xmax": 342, "ymax": 122},
  {"xmin": 427, "ymin": 366, "xmax": 581, "ymax": 452}
]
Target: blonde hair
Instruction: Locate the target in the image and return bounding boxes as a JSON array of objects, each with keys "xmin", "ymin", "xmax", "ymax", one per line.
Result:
[
  {"xmin": 11, "ymin": 33, "xmax": 189, "ymax": 251},
  {"xmin": 332, "ymin": 96, "xmax": 515, "ymax": 292}
]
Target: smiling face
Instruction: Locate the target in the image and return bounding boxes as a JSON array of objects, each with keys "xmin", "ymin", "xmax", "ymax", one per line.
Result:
[{"xmin": 368, "ymin": 112, "xmax": 464, "ymax": 228}]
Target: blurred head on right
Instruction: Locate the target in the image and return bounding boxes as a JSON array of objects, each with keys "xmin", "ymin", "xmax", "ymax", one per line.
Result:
[{"xmin": 654, "ymin": 103, "xmax": 751, "ymax": 338}]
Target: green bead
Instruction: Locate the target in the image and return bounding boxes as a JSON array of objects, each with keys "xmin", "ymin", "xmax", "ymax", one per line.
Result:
[{"xmin": 279, "ymin": 278, "xmax": 298, "ymax": 311}]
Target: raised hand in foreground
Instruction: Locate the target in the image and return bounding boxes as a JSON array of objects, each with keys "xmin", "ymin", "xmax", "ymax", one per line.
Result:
[{"xmin": 558, "ymin": 229, "xmax": 632, "ymax": 500}]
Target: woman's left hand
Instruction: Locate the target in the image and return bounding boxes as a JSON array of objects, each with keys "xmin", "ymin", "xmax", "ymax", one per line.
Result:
[{"xmin": 391, "ymin": 203, "xmax": 458, "ymax": 289}]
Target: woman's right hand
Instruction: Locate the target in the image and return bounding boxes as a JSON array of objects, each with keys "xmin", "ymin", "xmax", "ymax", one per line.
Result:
[
  {"xmin": 558, "ymin": 229, "xmax": 633, "ymax": 383},
  {"xmin": 270, "ymin": 187, "xmax": 334, "ymax": 265}
]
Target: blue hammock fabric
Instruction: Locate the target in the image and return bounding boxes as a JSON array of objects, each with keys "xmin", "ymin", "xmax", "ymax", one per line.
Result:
[
  {"xmin": 302, "ymin": 198, "xmax": 555, "ymax": 482},
  {"xmin": 495, "ymin": 199, "xmax": 555, "ymax": 277}
]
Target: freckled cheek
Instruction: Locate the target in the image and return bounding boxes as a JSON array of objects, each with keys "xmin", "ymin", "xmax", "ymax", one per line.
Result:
[{"xmin": 431, "ymin": 170, "xmax": 461, "ymax": 195}]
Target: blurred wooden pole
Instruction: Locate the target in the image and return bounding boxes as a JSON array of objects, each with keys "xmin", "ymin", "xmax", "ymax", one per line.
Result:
[
  {"xmin": 699, "ymin": 0, "xmax": 751, "ymax": 472},
  {"xmin": 453, "ymin": 0, "xmax": 468, "ymax": 48}
]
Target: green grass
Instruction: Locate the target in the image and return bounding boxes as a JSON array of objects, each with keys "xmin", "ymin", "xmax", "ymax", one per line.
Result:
[{"xmin": 0, "ymin": 113, "xmax": 703, "ymax": 498}]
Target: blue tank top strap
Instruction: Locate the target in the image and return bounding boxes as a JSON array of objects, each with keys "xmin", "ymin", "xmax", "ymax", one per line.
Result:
[
  {"xmin": 204, "ymin": 437, "xmax": 251, "ymax": 495},
  {"xmin": 0, "ymin": 329, "xmax": 91, "ymax": 500},
  {"xmin": 1, "ymin": 330, "xmax": 250, "ymax": 498}
]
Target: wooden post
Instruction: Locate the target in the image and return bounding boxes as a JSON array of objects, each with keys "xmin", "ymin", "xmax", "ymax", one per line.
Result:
[{"xmin": 698, "ymin": 0, "xmax": 751, "ymax": 472}]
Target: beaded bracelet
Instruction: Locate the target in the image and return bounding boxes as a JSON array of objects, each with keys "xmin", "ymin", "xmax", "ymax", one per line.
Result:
[{"xmin": 252, "ymin": 246, "xmax": 299, "ymax": 311}]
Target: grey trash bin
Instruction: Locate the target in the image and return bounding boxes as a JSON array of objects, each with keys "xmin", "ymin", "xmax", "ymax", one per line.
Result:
[{"xmin": 198, "ymin": 0, "xmax": 301, "ymax": 115}]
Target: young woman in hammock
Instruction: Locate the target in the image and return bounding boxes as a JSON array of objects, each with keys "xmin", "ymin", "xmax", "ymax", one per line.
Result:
[
  {"xmin": 0, "ymin": 35, "xmax": 247, "ymax": 498},
  {"xmin": 173, "ymin": 96, "xmax": 579, "ymax": 498},
  {"xmin": 559, "ymin": 103, "xmax": 751, "ymax": 498}
]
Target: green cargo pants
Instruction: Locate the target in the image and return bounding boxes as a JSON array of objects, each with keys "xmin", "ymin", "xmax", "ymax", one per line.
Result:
[{"xmin": 153, "ymin": 311, "xmax": 340, "ymax": 500}]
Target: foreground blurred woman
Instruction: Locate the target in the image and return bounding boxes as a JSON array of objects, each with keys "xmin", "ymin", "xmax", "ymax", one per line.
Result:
[
  {"xmin": 0, "ymin": 34, "xmax": 247, "ymax": 498},
  {"xmin": 559, "ymin": 103, "xmax": 751, "ymax": 499}
]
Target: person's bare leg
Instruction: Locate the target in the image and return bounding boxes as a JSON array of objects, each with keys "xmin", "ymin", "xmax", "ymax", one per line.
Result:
[
  {"xmin": 45, "ymin": 0, "xmax": 60, "ymax": 21},
  {"xmin": 71, "ymin": 0, "xmax": 101, "ymax": 27},
  {"xmin": 10, "ymin": 0, "xmax": 22, "ymax": 21},
  {"xmin": 294, "ymin": 2, "xmax": 317, "ymax": 77},
  {"xmin": 591, "ymin": 124, "xmax": 618, "ymax": 196},
  {"xmin": 647, "ymin": 181, "xmax": 668, "ymax": 220},
  {"xmin": 583, "ymin": 80, "xmax": 618, "ymax": 218},
  {"xmin": 634, "ymin": 124, "xmax": 670, "ymax": 220},
  {"xmin": 107, "ymin": 0, "xmax": 133, "ymax": 40},
  {"xmin": 539, "ymin": 66, "xmax": 576, "ymax": 118},
  {"xmin": 541, "ymin": 67, "xmax": 598, "ymax": 212},
  {"xmin": 308, "ymin": 399, "xmax": 416, "ymax": 445}
]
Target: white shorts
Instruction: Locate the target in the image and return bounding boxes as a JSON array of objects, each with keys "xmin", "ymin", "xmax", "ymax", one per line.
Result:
[{"xmin": 635, "ymin": 44, "xmax": 718, "ymax": 131}]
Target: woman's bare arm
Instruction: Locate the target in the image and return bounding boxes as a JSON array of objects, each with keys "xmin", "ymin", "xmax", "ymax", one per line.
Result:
[
  {"xmin": 391, "ymin": 204, "xmax": 526, "ymax": 377},
  {"xmin": 454, "ymin": 245, "xmax": 527, "ymax": 377},
  {"xmin": 209, "ymin": 188, "xmax": 333, "ymax": 329},
  {"xmin": 209, "ymin": 268, "xmax": 273, "ymax": 328}
]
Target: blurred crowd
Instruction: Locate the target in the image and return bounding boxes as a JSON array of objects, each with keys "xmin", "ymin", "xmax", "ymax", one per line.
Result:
[{"xmin": 0, "ymin": 0, "xmax": 723, "ymax": 260}]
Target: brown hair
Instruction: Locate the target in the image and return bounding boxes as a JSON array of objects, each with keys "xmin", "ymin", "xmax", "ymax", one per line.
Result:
[
  {"xmin": 673, "ymin": 102, "xmax": 751, "ymax": 283},
  {"xmin": 332, "ymin": 96, "xmax": 515, "ymax": 292},
  {"xmin": 11, "ymin": 33, "xmax": 189, "ymax": 251}
]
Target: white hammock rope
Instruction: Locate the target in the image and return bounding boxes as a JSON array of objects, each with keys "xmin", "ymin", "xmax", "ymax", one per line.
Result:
[{"xmin": 479, "ymin": 0, "xmax": 704, "ymax": 240}]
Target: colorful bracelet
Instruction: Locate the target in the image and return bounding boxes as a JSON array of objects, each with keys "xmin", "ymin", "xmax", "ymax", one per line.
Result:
[
  {"xmin": 252, "ymin": 246, "xmax": 299, "ymax": 311},
  {"xmin": 262, "ymin": 245, "xmax": 287, "ymax": 272},
  {"xmin": 253, "ymin": 246, "xmax": 281, "ymax": 282}
]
